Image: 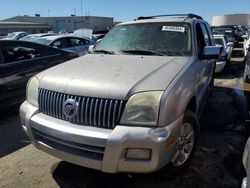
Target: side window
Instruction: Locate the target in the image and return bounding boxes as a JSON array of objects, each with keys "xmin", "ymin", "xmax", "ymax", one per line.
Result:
[
  {"xmin": 196, "ymin": 24, "xmax": 206, "ymax": 55},
  {"xmin": 205, "ymin": 24, "xmax": 215, "ymax": 45},
  {"xmin": 1, "ymin": 45, "xmax": 41, "ymax": 64},
  {"xmin": 52, "ymin": 39, "xmax": 68, "ymax": 48},
  {"xmin": 18, "ymin": 33, "xmax": 27, "ymax": 40},
  {"xmin": 70, "ymin": 38, "xmax": 87, "ymax": 47},
  {"xmin": 200, "ymin": 24, "xmax": 211, "ymax": 46}
]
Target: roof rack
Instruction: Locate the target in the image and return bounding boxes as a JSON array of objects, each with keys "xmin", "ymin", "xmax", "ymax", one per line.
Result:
[{"xmin": 137, "ymin": 14, "xmax": 203, "ymax": 20}]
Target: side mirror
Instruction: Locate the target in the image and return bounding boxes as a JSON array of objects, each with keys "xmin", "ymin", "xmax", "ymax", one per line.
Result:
[
  {"xmin": 202, "ymin": 46, "xmax": 221, "ymax": 59},
  {"xmin": 227, "ymin": 42, "xmax": 234, "ymax": 47}
]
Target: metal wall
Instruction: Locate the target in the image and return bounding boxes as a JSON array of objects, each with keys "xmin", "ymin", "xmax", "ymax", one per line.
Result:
[
  {"xmin": 211, "ymin": 14, "xmax": 250, "ymax": 26},
  {"xmin": 2, "ymin": 16, "xmax": 114, "ymax": 32}
]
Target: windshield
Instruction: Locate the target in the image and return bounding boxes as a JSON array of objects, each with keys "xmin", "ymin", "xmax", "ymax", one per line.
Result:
[
  {"xmin": 33, "ymin": 38, "xmax": 53, "ymax": 45},
  {"xmin": 212, "ymin": 27, "xmax": 234, "ymax": 36},
  {"xmin": 7, "ymin": 33, "xmax": 17, "ymax": 38},
  {"xmin": 214, "ymin": 38, "xmax": 224, "ymax": 46},
  {"xmin": 95, "ymin": 22, "xmax": 192, "ymax": 56}
]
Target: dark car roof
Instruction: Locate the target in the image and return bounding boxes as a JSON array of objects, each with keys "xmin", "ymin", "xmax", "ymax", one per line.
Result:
[{"xmin": 0, "ymin": 40, "xmax": 74, "ymax": 55}]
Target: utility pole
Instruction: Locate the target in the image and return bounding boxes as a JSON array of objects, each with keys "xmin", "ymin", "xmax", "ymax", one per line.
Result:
[{"xmin": 81, "ymin": 0, "xmax": 84, "ymax": 28}]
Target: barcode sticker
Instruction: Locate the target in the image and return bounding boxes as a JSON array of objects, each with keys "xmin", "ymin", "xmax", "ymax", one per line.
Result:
[{"xmin": 162, "ymin": 26, "xmax": 185, "ymax": 33}]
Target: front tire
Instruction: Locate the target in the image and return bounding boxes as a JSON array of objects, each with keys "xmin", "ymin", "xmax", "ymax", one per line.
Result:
[{"xmin": 171, "ymin": 110, "xmax": 199, "ymax": 170}]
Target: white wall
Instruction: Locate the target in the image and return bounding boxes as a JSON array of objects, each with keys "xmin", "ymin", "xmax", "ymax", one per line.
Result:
[{"xmin": 211, "ymin": 14, "xmax": 250, "ymax": 26}]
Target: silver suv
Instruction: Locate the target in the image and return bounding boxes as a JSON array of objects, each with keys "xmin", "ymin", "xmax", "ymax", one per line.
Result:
[{"xmin": 20, "ymin": 14, "xmax": 221, "ymax": 173}]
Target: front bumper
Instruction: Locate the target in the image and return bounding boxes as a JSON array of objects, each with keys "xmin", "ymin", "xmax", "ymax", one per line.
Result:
[{"xmin": 20, "ymin": 101, "xmax": 183, "ymax": 173}]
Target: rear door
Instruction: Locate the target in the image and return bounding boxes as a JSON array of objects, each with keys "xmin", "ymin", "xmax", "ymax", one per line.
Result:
[
  {"xmin": 0, "ymin": 42, "xmax": 65, "ymax": 105},
  {"xmin": 200, "ymin": 23, "xmax": 215, "ymax": 85},
  {"xmin": 195, "ymin": 23, "xmax": 214, "ymax": 109}
]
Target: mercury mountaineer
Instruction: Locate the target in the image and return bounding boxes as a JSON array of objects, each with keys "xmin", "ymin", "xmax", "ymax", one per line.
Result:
[{"xmin": 20, "ymin": 14, "xmax": 222, "ymax": 173}]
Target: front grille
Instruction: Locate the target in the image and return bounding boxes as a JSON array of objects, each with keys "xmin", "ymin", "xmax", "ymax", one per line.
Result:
[
  {"xmin": 33, "ymin": 128, "xmax": 104, "ymax": 160},
  {"xmin": 38, "ymin": 89, "xmax": 126, "ymax": 129}
]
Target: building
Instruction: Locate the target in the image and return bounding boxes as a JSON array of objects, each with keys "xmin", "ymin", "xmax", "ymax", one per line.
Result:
[
  {"xmin": 0, "ymin": 15, "xmax": 114, "ymax": 35},
  {"xmin": 0, "ymin": 22, "xmax": 50, "ymax": 35},
  {"xmin": 211, "ymin": 14, "xmax": 250, "ymax": 26}
]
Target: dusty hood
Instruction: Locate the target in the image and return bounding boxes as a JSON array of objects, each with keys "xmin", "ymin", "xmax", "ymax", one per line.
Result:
[{"xmin": 38, "ymin": 54, "xmax": 190, "ymax": 100}]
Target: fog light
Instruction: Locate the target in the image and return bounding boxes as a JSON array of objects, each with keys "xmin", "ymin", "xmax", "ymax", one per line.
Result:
[{"xmin": 126, "ymin": 148, "xmax": 152, "ymax": 160}]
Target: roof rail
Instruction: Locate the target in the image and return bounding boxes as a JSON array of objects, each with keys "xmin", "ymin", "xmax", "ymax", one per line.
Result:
[{"xmin": 137, "ymin": 13, "xmax": 203, "ymax": 20}]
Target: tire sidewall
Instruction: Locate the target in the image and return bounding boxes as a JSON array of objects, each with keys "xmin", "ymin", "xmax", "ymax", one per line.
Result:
[{"xmin": 170, "ymin": 110, "xmax": 199, "ymax": 172}]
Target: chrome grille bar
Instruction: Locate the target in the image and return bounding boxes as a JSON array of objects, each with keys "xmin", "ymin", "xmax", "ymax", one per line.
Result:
[{"xmin": 38, "ymin": 89, "xmax": 126, "ymax": 129}]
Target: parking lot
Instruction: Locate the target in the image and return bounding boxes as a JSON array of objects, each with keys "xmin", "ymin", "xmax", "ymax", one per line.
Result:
[{"xmin": 0, "ymin": 56, "xmax": 249, "ymax": 188}]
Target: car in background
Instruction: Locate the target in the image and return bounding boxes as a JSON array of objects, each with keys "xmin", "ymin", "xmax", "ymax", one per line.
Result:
[
  {"xmin": 211, "ymin": 25, "xmax": 242, "ymax": 44},
  {"xmin": 32, "ymin": 35, "xmax": 93, "ymax": 56},
  {"xmin": 0, "ymin": 40, "xmax": 78, "ymax": 111},
  {"xmin": 92, "ymin": 34, "xmax": 106, "ymax": 42},
  {"xmin": 243, "ymin": 46, "xmax": 250, "ymax": 82},
  {"xmin": 20, "ymin": 33, "xmax": 56, "ymax": 41},
  {"xmin": 1, "ymin": 31, "xmax": 28, "ymax": 40},
  {"xmin": 244, "ymin": 37, "xmax": 250, "ymax": 58},
  {"xmin": 92, "ymin": 29, "xmax": 109, "ymax": 42},
  {"xmin": 213, "ymin": 34, "xmax": 233, "ymax": 73},
  {"xmin": 242, "ymin": 137, "xmax": 250, "ymax": 188}
]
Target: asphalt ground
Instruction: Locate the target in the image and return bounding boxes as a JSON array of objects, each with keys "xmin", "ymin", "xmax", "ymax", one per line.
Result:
[{"xmin": 0, "ymin": 58, "xmax": 250, "ymax": 188}]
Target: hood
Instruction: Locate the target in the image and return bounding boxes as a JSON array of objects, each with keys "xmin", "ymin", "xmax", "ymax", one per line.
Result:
[{"xmin": 38, "ymin": 54, "xmax": 190, "ymax": 100}]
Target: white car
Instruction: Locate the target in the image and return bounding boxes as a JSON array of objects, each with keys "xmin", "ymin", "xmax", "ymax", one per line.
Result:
[
  {"xmin": 213, "ymin": 34, "xmax": 233, "ymax": 73},
  {"xmin": 1, "ymin": 31, "xmax": 28, "ymax": 40},
  {"xmin": 20, "ymin": 33, "xmax": 56, "ymax": 41},
  {"xmin": 242, "ymin": 137, "xmax": 250, "ymax": 188},
  {"xmin": 32, "ymin": 35, "xmax": 93, "ymax": 56},
  {"xmin": 244, "ymin": 35, "xmax": 250, "ymax": 58}
]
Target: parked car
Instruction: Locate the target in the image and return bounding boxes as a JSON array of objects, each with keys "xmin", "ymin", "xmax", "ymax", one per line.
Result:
[
  {"xmin": 1, "ymin": 31, "xmax": 28, "ymax": 40},
  {"xmin": 0, "ymin": 40, "xmax": 78, "ymax": 111},
  {"xmin": 242, "ymin": 137, "xmax": 250, "ymax": 188},
  {"xmin": 32, "ymin": 35, "xmax": 93, "ymax": 56},
  {"xmin": 213, "ymin": 34, "xmax": 233, "ymax": 73},
  {"xmin": 211, "ymin": 25, "xmax": 242, "ymax": 44},
  {"xmin": 92, "ymin": 29, "xmax": 109, "ymax": 42},
  {"xmin": 20, "ymin": 14, "xmax": 222, "ymax": 173},
  {"xmin": 20, "ymin": 33, "xmax": 56, "ymax": 41},
  {"xmin": 244, "ymin": 47, "xmax": 250, "ymax": 82},
  {"xmin": 243, "ymin": 34, "xmax": 250, "ymax": 58}
]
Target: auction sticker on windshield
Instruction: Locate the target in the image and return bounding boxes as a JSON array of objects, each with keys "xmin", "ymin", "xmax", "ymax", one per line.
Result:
[{"xmin": 162, "ymin": 26, "xmax": 185, "ymax": 33}]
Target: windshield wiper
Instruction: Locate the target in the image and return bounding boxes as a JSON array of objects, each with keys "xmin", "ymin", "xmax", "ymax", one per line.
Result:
[
  {"xmin": 93, "ymin": 50, "xmax": 117, "ymax": 55},
  {"xmin": 121, "ymin": 49, "xmax": 166, "ymax": 56}
]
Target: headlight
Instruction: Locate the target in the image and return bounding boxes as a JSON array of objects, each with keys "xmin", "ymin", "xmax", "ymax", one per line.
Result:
[
  {"xmin": 120, "ymin": 91, "xmax": 164, "ymax": 126},
  {"xmin": 27, "ymin": 77, "xmax": 39, "ymax": 107}
]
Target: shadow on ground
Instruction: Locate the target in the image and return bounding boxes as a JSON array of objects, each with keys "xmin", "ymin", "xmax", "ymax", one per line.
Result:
[{"xmin": 0, "ymin": 107, "xmax": 29, "ymax": 158}]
